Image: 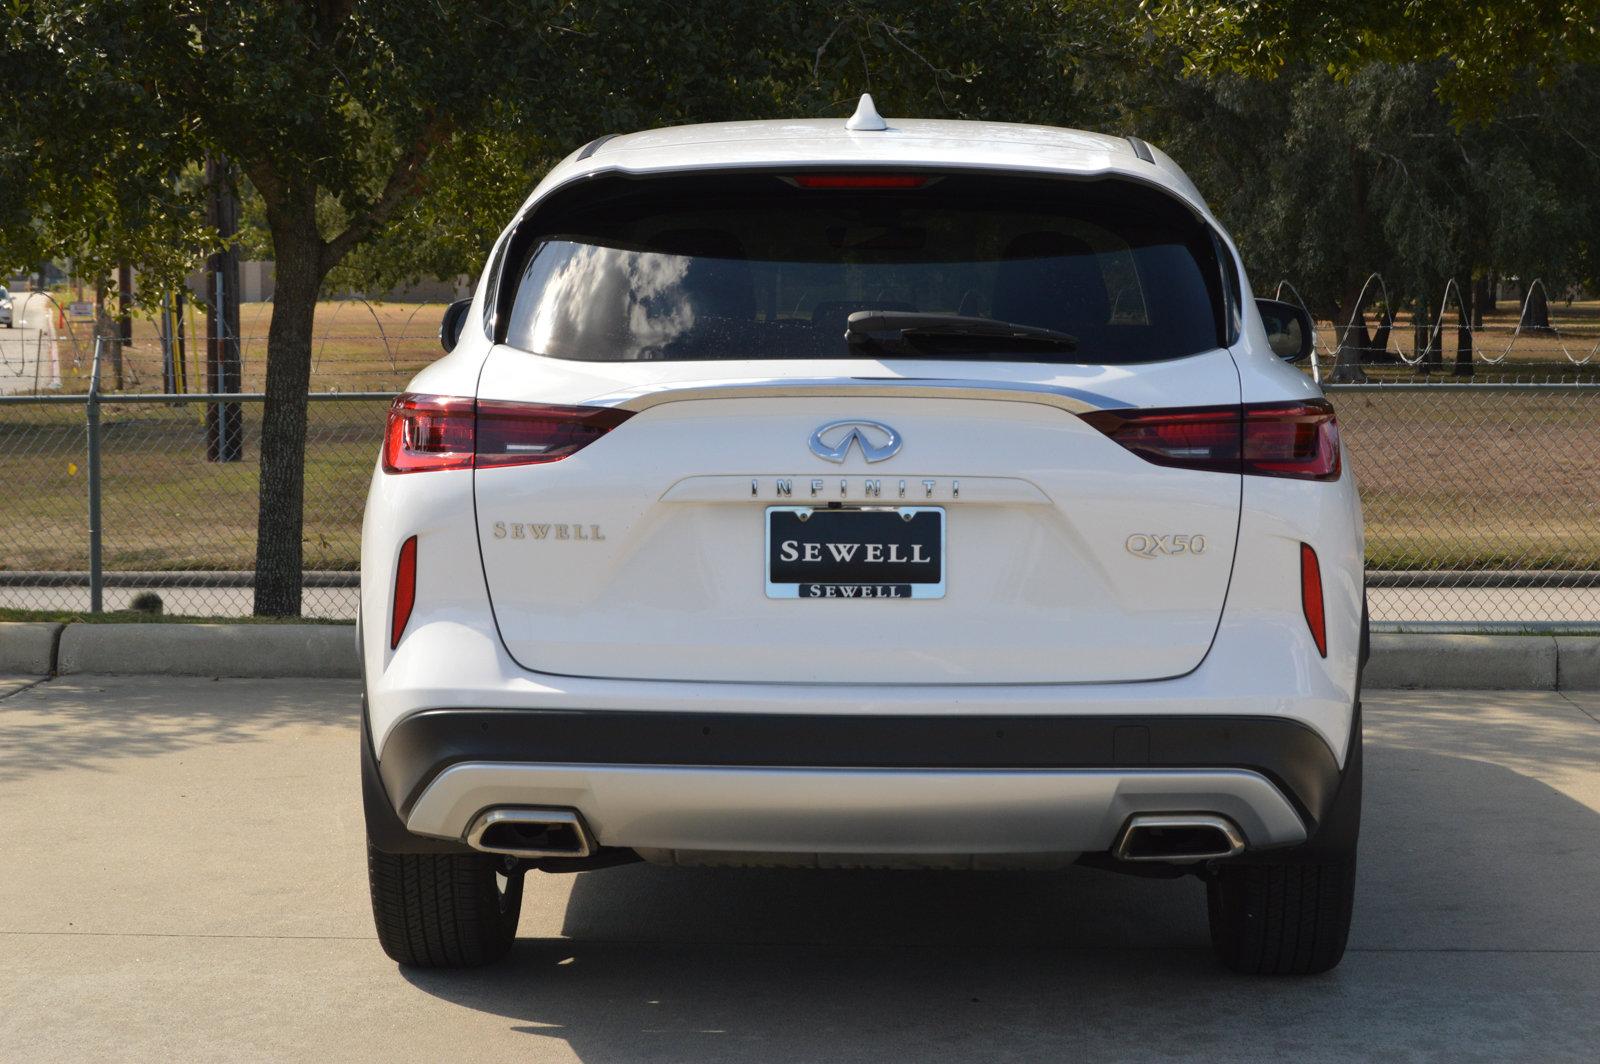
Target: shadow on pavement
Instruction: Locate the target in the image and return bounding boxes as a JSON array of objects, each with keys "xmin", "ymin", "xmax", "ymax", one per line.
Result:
[
  {"xmin": 400, "ymin": 741, "xmax": 1600, "ymax": 1060},
  {"xmin": 0, "ymin": 676, "xmax": 357, "ymax": 783}
]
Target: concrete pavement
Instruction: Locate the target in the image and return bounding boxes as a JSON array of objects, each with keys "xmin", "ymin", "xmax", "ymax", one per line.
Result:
[{"xmin": 2, "ymin": 677, "xmax": 1599, "ymax": 1061}]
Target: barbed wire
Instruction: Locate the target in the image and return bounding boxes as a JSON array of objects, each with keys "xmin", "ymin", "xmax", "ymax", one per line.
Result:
[{"xmin": 1279, "ymin": 275, "xmax": 1600, "ymax": 374}]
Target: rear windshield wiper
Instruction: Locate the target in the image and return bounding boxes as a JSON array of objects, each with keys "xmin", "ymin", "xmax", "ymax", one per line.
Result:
[{"xmin": 845, "ymin": 310, "xmax": 1078, "ymax": 357}]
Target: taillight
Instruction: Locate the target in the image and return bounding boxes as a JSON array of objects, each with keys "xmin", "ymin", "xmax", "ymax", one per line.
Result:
[
  {"xmin": 382, "ymin": 394, "xmax": 633, "ymax": 474},
  {"xmin": 383, "ymin": 395, "xmax": 475, "ymax": 473},
  {"xmin": 474, "ymin": 400, "xmax": 635, "ymax": 468},
  {"xmin": 1300, "ymin": 542, "xmax": 1327, "ymax": 657},
  {"xmin": 1243, "ymin": 402, "xmax": 1341, "ymax": 480},
  {"xmin": 1077, "ymin": 405, "xmax": 1240, "ymax": 474},
  {"xmin": 391, "ymin": 535, "xmax": 417, "ymax": 649},
  {"xmin": 1081, "ymin": 400, "xmax": 1340, "ymax": 480}
]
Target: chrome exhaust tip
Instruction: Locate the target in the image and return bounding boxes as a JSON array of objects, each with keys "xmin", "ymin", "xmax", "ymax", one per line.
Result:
[
  {"xmin": 1113, "ymin": 814, "xmax": 1246, "ymax": 864},
  {"xmin": 465, "ymin": 808, "xmax": 595, "ymax": 859}
]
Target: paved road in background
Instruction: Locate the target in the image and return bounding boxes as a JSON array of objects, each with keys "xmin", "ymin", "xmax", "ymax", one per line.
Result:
[
  {"xmin": 2, "ymin": 677, "xmax": 1599, "ymax": 1061},
  {"xmin": 0, "ymin": 292, "xmax": 68, "ymax": 394}
]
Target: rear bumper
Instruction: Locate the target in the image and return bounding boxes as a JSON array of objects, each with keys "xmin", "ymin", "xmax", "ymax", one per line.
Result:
[{"xmin": 368, "ymin": 708, "xmax": 1341, "ymax": 858}]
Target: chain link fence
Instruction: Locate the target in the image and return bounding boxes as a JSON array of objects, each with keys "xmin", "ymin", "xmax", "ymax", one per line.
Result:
[
  {"xmin": 3, "ymin": 380, "xmax": 1597, "ymax": 624},
  {"xmin": 1, "ymin": 391, "xmax": 388, "ymax": 618},
  {"xmin": 1327, "ymin": 383, "xmax": 1600, "ymax": 626}
]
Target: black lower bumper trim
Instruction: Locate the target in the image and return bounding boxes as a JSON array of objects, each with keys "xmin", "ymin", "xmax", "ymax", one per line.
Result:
[{"xmin": 376, "ymin": 709, "xmax": 1343, "ymax": 831}]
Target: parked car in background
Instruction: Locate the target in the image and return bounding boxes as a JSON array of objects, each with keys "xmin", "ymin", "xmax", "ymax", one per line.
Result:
[
  {"xmin": 359, "ymin": 96, "xmax": 1366, "ymax": 975},
  {"xmin": 0, "ymin": 286, "xmax": 13, "ymax": 327}
]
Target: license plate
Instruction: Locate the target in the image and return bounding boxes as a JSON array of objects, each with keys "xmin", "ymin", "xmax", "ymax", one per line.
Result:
[{"xmin": 766, "ymin": 506, "xmax": 945, "ymax": 599}]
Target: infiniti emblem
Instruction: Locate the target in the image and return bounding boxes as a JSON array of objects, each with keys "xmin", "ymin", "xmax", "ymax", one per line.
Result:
[{"xmin": 808, "ymin": 419, "xmax": 902, "ymax": 463}]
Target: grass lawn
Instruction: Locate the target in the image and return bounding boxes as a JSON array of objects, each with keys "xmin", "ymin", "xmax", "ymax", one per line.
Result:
[
  {"xmin": 2, "ymin": 398, "xmax": 385, "ymax": 571},
  {"xmin": 35, "ymin": 297, "xmax": 446, "ymax": 394}
]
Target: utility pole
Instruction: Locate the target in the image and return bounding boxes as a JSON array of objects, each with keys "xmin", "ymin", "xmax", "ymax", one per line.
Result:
[{"xmin": 205, "ymin": 155, "xmax": 243, "ymax": 462}]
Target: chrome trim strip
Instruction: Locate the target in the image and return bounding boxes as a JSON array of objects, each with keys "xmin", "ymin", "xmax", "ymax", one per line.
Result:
[{"xmin": 593, "ymin": 377, "xmax": 1132, "ymax": 416}]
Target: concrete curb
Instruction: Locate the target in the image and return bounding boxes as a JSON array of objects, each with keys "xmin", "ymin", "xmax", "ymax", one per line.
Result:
[
  {"xmin": 0, "ymin": 622, "xmax": 63, "ymax": 674},
  {"xmin": 3, "ymin": 623, "xmax": 1597, "ymax": 688},
  {"xmin": 52, "ymin": 623, "xmax": 358, "ymax": 679},
  {"xmin": 1364, "ymin": 633, "xmax": 1566, "ymax": 690}
]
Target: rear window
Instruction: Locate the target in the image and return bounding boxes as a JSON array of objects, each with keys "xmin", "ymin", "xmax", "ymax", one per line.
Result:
[{"xmin": 501, "ymin": 172, "xmax": 1230, "ymax": 364}]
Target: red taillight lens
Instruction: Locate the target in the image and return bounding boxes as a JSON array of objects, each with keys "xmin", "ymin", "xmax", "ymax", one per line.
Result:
[
  {"xmin": 1081, "ymin": 399, "xmax": 1340, "ymax": 480},
  {"xmin": 383, "ymin": 395, "xmax": 475, "ymax": 473},
  {"xmin": 1243, "ymin": 401, "xmax": 1341, "ymax": 480},
  {"xmin": 391, "ymin": 534, "xmax": 417, "ymax": 649},
  {"xmin": 473, "ymin": 400, "xmax": 635, "ymax": 468},
  {"xmin": 382, "ymin": 394, "xmax": 633, "ymax": 474},
  {"xmin": 1078, "ymin": 405, "xmax": 1241, "ymax": 474},
  {"xmin": 790, "ymin": 174, "xmax": 929, "ymax": 189},
  {"xmin": 1300, "ymin": 542, "xmax": 1327, "ymax": 657}
]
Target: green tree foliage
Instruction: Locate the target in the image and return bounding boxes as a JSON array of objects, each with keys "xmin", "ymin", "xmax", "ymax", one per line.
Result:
[
  {"xmin": 331, "ymin": 0, "xmax": 1149, "ymax": 292},
  {"xmin": 1122, "ymin": 57, "xmax": 1600, "ymax": 375},
  {"xmin": 1140, "ymin": 0, "xmax": 1600, "ymax": 121}
]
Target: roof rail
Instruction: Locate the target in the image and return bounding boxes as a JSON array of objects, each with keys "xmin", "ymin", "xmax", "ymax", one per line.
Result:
[{"xmin": 576, "ymin": 133, "xmax": 619, "ymax": 161}]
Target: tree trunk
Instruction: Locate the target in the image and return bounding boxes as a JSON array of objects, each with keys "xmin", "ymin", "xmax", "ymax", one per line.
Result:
[
  {"xmin": 117, "ymin": 262, "xmax": 133, "ymax": 343},
  {"xmin": 252, "ymin": 203, "xmax": 325, "ymax": 617},
  {"xmin": 1329, "ymin": 288, "xmax": 1370, "ymax": 383},
  {"xmin": 1365, "ymin": 305, "xmax": 1395, "ymax": 364},
  {"xmin": 205, "ymin": 156, "xmax": 244, "ymax": 462},
  {"xmin": 1452, "ymin": 273, "xmax": 1474, "ymax": 378},
  {"xmin": 1520, "ymin": 282, "xmax": 1554, "ymax": 334},
  {"xmin": 1471, "ymin": 274, "xmax": 1491, "ymax": 329}
]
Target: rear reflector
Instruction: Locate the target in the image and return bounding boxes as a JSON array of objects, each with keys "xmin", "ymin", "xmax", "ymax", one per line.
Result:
[
  {"xmin": 382, "ymin": 394, "xmax": 633, "ymax": 474},
  {"xmin": 391, "ymin": 535, "xmax": 417, "ymax": 649},
  {"xmin": 1081, "ymin": 400, "xmax": 1341, "ymax": 480},
  {"xmin": 1300, "ymin": 543, "xmax": 1327, "ymax": 657},
  {"xmin": 790, "ymin": 174, "xmax": 929, "ymax": 189}
]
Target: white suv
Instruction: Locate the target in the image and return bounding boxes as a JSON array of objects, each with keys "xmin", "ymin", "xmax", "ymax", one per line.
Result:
[{"xmin": 359, "ymin": 97, "xmax": 1365, "ymax": 975}]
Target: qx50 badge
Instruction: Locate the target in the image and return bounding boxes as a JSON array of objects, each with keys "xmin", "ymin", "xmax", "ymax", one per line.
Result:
[
  {"xmin": 809, "ymin": 419, "xmax": 902, "ymax": 464},
  {"xmin": 1125, "ymin": 533, "xmax": 1207, "ymax": 559}
]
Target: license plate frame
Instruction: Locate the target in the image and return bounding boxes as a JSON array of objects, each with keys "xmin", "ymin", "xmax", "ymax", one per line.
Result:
[{"xmin": 765, "ymin": 505, "xmax": 946, "ymax": 600}]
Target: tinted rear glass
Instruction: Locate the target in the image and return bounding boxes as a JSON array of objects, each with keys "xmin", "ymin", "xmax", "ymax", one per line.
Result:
[{"xmin": 502, "ymin": 173, "xmax": 1228, "ymax": 364}]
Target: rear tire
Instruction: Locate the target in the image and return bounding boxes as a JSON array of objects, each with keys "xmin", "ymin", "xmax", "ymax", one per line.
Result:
[
  {"xmin": 366, "ymin": 843, "xmax": 524, "ymax": 967},
  {"xmin": 1206, "ymin": 859, "xmax": 1356, "ymax": 974}
]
